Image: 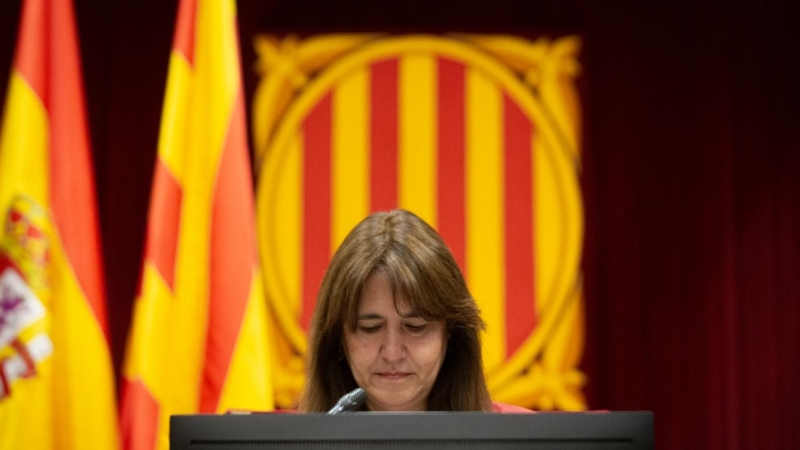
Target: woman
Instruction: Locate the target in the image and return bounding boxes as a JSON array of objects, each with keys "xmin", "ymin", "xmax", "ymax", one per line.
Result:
[{"xmin": 298, "ymin": 209, "xmax": 528, "ymax": 413}]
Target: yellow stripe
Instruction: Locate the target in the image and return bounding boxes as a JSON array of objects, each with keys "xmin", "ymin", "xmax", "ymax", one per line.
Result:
[
  {"xmin": 123, "ymin": 264, "xmax": 172, "ymax": 390},
  {"xmin": 533, "ymin": 132, "xmax": 558, "ymax": 312},
  {"xmin": 48, "ymin": 232, "xmax": 120, "ymax": 448},
  {"xmin": 275, "ymin": 134, "xmax": 303, "ymax": 320},
  {"xmin": 217, "ymin": 271, "xmax": 274, "ymax": 412},
  {"xmin": 184, "ymin": 0, "xmax": 238, "ymax": 181},
  {"xmin": 124, "ymin": 265, "xmax": 174, "ymax": 449},
  {"xmin": 332, "ymin": 67, "xmax": 370, "ymax": 251},
  {"xmin": 276, "ymin": 133, "xmax": 303, "ymax": 318},
  {"xmin": 398, "ymin": 54, "xmax": 437, "ymax": 226},
  {"xmin": 156, "ymin": 53, "xmax": 191, "ymax": 181},
  {"xmin": 0, "ymin": 357, "xmax": 54, "ymax": 449},
  {"xmin": 0, "ymin": 71, "xmax": 49, "ymax": 211},
  {"xmin": 465, "ymin": 67, "xmax": 506, "ymax": 372},
  {"xmin": 162, "ymin": 252, "xmax": 205, "ymax": 413}
]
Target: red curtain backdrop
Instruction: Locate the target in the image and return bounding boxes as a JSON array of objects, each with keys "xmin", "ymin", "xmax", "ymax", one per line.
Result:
[
  {"xmin": 1, "ymin": 1, "xmax": 798, "ymax": 449},
  {"xmin": 580, "ymin": 4, "xmax": 800, "ymax": 450}
]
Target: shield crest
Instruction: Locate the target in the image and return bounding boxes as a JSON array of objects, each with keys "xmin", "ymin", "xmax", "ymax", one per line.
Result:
[{"xmin": 254, "ymin": 34, "xmax": 585, "ymax": 410}]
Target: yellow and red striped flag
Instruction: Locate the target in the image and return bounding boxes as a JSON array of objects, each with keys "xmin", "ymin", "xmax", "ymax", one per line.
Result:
[
  {"xmin": 120, "ymin": 0, "xmax": 274, "ymax": 448},
  {"xmin": 0, "ymin": 0, "xmax": 120, "ymax": 448}
]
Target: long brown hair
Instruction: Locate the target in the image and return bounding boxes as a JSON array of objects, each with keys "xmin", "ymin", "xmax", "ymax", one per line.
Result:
[{"xmin": 298, "ymin": 209, "xmax": 491, "ymax": 412}]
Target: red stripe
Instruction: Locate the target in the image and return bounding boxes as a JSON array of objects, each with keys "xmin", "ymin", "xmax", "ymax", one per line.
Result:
[
  {"xmin": 503, "ymin": 94, "xmax": 537, "ymax": 357},
  {"xmin": 39, "ymin": 0, "xmax": 109, "ymax": 339},
  {"xmin": 436, "ymin": 58, "xmax": 467, "ymax": 274},
  {"xmin": 14, "ymin": 0, "xmax": 47, "ymax": 102},
  {"xmin": 121, "ymin": 378, "xmax": 160, "ymax": 450},
  {"xmin": 142, "ymin": 159, "xmax": 182, "ymax": 292},
  {"xmin": 370, "ymin": 59, "xmax": 398, "ymax": 212},
  {"xmin": 200, "ymin": 89, "xmax": 255, "ymax": 412},
  {"xmin": 302, "ymin": 94, "xmax": 332, "ymax": 331},
  {"xmin": 172, "ymin": 0, "xmax": 197, "ymax": 65}
]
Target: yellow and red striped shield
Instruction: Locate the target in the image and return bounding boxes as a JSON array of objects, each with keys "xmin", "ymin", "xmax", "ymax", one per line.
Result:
[{"xmin": 254, "ymin": 34, "xmax": 584, "ymax": 410}]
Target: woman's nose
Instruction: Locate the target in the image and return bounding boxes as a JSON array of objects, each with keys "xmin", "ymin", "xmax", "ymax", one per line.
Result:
[{"xmin": 380, "ymin": 328, "xmax": 405, "ymax": 361}]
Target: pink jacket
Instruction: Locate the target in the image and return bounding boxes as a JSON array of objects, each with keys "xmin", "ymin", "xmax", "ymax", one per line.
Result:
[{"xmin": 491, "ymin": 402, "xmax": 535, "ymax": 413}]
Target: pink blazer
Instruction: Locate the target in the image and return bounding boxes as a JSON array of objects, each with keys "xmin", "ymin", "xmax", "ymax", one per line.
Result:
[{"xmin": 491, "ymin": 402, "xmax": 535, "ymax": 413}]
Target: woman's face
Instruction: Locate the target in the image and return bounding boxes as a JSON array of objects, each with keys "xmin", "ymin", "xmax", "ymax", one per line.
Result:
[{"xmin": 343, "ymin": 272, "xmax": 447, "ymax": 411}]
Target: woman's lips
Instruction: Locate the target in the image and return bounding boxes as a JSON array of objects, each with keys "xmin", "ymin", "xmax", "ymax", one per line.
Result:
[{"xmin": 376, "ymin": 372, "xmax": 411, "ymax": 380}]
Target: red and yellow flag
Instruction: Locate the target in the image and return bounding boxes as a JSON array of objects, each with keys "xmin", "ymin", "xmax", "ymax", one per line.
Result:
[
  {"xmin": 0, "ymin": 0, "xmax": 120, "ymax": 448},
  {"xmin": 120, "ymin": 0, "xmax": 273, "ymax": 449}
]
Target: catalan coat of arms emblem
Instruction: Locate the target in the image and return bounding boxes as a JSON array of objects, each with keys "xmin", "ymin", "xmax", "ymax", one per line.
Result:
[{"xmin": 253, "ymin": 34, "xmax": 584, "ymax": 410}]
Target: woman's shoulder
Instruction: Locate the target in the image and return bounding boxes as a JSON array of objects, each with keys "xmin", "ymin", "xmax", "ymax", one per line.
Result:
[{"xmin": 490, "ymin": 402, "xmax": 535, "ymax": 413}]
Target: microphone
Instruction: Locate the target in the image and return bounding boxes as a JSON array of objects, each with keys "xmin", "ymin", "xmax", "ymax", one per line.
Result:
[{"xmin": 328, "ymin": 387, "xmax": 367, "ymax": 414}]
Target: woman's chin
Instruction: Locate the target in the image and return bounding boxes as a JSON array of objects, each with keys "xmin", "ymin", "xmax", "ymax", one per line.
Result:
[{"xmin": 365, "ymin": 392, "xmax": 426, "ymax": 412}]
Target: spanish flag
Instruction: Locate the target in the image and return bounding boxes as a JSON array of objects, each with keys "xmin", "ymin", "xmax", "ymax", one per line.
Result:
[
  {"xmin": 0, "ymin": 0, "xmax": 120, "ymax": 448},
  {"xmin": 119, "ymin": 0, "xmax": 274, "ymax": 449}
]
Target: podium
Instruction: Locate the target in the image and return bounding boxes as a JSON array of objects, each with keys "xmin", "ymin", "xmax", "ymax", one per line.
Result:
[{"xmin": 170, "ymin": 411, "xmax": 653, "ymax": 449}]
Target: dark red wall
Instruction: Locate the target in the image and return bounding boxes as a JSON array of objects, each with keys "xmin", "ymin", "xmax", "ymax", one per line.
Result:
[{"xmin": 1, "ymin": 1, "xmax": 799, "ymax": 448}]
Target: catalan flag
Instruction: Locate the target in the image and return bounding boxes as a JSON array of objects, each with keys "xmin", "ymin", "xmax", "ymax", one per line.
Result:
[
  {"xmin": 0, "ymin": 0, "xmax": 120, "ymax": 448},
  {"xmin": 119, "ymin": 0, "xmax": 273, "ymax": 448}
]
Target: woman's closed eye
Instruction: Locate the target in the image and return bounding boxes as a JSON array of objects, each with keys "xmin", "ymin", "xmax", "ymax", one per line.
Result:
[
  {"xmin": 404, "ymin": 323, "xmax": 428, "ymax": 333},
  {"xmin": 358, "ymin": 324, "xmax": 382, "ymax": 333}
]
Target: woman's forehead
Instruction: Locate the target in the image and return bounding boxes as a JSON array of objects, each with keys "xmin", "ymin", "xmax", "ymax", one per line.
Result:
[{"xmin": 357, "ymin": 273, "xmax": 415, "ymax": 313}]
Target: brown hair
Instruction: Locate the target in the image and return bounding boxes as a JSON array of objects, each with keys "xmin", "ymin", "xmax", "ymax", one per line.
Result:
[{"xmin": 298, "ymin": 209, "xmax": 491, "ymax": 412}]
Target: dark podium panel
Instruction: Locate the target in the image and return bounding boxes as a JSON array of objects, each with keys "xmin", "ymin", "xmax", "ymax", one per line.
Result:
[{"xmin": 170, "ymin": 411, "xmax": 653, "ymax": 450}]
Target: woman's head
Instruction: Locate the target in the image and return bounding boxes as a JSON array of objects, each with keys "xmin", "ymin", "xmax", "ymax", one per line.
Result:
[{"xmin": 299, "ymin": 209, "xmax": 491, "ymax": 412}]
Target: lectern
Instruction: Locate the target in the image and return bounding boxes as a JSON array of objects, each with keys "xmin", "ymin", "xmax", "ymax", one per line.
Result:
[{"xmin": 170, "ymin": 411, "xmax": 653, "ymax": 449}]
